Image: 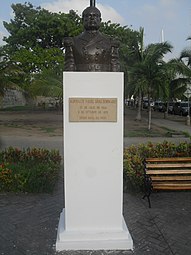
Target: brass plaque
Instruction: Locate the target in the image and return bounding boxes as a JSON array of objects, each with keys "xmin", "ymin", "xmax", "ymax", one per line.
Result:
[{"xmin": 69, "ymin": 98, "xmax": 117, "ymax": 122}]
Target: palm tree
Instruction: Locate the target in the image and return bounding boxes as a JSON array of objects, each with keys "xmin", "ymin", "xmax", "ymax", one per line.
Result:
[
  {"xmin": 28, "ymin": 68, "xmax": 63, "ymax": 102},
  {"xmin": 128, "ymin": 40, "xmax": 173, "ymax": 129},
  {"xmin": 127, "ymin": 27, "xmax": 145, "ymax": 121},
  {"xmin": 164, "ymin": 59, "xmax": 191, "ymax": 102},
  {"xmin": 180, "ymin": 36, "xmax": 191, "ymax": 67}
]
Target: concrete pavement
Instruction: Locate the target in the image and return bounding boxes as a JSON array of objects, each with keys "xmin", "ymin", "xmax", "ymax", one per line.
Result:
[{"xmin": 0, "ymin": 135, "xmax": 63, "ymax": 155}]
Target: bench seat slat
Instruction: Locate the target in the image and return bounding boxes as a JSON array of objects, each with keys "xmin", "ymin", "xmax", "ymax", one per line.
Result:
[
  {"xmin": 152, "ymin": 185, "xmax": 191, "ymax": 190},
  {"xmin": 146, "ymin": 157, "xmax": 191, "ymax": 162},
  {"xmin": 153, "ymin": 181, "xmax": 191, "ymax": 185},
  {"xmin": 151, "ymin": 176, "xmax": 191, "ymax": 181},
  {"xmin": 147, "ymin": 170, "xmax": 191, "ymax": 175},
  {"xmin": 146, "ymin": 163, "xmax": 191, "ymax": 168},
  {"xmin": 143, "ymin": 157, "xmax": 191, "ymax": 207}
]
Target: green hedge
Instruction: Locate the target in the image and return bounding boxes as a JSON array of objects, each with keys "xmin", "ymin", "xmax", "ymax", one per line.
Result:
[
  {"xmin": 0, "ymin": 147, "xmax": 61, "ymax": 193},
  {"xmin": 1, "ymin": 142, "xmax": 190, "ymax": 193},
  {"xmin": 123, "ymin": 141, "xmax": 191, "ymax": 191}
]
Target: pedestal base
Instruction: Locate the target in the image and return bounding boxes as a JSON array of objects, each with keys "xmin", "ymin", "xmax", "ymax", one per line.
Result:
[{"xmin": 56, "ymin": 209, "xmax": 133, "ymax": 251}]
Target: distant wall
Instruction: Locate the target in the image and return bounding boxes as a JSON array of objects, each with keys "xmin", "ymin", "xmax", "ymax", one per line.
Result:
[
  {"xmin": 0, "ymin": 89, "xmax": 61, "ymax": 109},
  {"xmin": 0, "ymin": 89, "xmax": 26, "ymax": 109},
  {"xmin": 35, "ymin": 96, "xmax": 60, "ymax": 109}
]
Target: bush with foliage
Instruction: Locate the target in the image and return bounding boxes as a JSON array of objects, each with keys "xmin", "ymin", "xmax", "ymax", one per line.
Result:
[
  {"xmin": 123, "ymin": 141, "xmax": 191, "ymax": 190},
  {"xmin": 0, "ymin": 147, "xmax": 61, "ymax": 193}
]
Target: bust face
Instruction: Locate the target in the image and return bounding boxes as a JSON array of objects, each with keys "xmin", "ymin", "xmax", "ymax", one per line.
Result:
[{"xmin": 82, "ymin": 7, "xmax": 101, "ymax": 31}]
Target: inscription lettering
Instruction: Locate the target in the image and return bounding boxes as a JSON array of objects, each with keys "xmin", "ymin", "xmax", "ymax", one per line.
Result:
[{"xmin": 69, "ymin": 98, "xmax": 117, "ymax": 122}]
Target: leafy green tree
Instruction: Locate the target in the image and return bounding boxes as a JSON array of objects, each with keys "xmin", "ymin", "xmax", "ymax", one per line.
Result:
[
  {"xmin": 0, "ymin": 46, "xmax": 24, "ymax": 96},
  {"xmin": 2, "ymin": 2, "xmax": 140, "ymax": 98},
  {"xmin": 1, "ymin": 3, "xmax": 83, "ymax": 97},
  {"xmin": 3, "ymin": 3, "xmax": 82, "ymax": 50},
  {"xmin": 11, "ymin": 46, "xmax": 64, "ymax": 74},
  {"xmin": 3, "ymin": 3, "xmax": 83, "ymax": 75}
]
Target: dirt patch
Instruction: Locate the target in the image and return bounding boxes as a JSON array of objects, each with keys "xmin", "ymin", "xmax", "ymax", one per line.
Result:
[
  {"xmin": 124, "ymin": 108, "xmax": 175, "ymax": 137},
  {"xmin": 0, "ymin": 108, "xmax": 187, "ymax": 138},
  {"xmin": 0, "ymin": 110, "xmax": 63, "ymax": 137}
]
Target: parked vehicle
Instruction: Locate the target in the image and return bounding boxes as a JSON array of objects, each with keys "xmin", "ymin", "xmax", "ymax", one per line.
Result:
[
  {"xmin": 173, "ymin": 101, "xmax": 190, "ymax": 116},
  {"xmin": 167, "ymin": 102, "xmax": 174, "ymax": 114},
  {"xmin": 153, "ymin": 101, "xmax": 166, "ymax": 112},
  {"xmin": 143, "ymin": 99, "xmax": 154, "ymax": 109}
]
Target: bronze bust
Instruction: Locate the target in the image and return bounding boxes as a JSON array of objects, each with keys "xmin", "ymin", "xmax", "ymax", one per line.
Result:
[{"xmin": 64, "ymin": 0, "xmax": 120, "ymax": 72}]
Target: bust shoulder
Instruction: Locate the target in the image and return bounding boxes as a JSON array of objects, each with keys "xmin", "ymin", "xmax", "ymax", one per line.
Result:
[
  {"xmin": 73, "ymin": 31, "xmax": 110, "ymax": 42},
  {"xmin": 73, "ymin": 32, "xmax": 86, "ymax": 41},
  {"xmin": 96, "ymin": 33, "xmax": 120, "ymax": 47}
]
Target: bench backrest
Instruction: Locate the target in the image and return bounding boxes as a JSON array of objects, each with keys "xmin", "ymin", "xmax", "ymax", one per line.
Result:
[{"xmin": 144, "ymin": 157, "xmax": 191, "ymax": 190}]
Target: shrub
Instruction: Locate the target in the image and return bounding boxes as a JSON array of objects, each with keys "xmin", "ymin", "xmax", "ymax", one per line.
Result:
[
  {"xmin": 123, "ymin": 141, "xmax": 191, "ymax": 191},
  {"xmin": 0, "ymin": 147, "xmax": 62, "ymax": 193}
]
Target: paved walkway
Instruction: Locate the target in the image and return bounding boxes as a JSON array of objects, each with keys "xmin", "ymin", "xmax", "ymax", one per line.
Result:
[
  {"xmin": 0, "ymin": 110, "xmax": 191, "ymax": 254},
  {"xmin": 1, "ymin": 178, "xmax": 191, "ymax": 255}
]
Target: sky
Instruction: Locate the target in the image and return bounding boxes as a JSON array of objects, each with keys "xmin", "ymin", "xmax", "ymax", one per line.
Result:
[{"xmin": 0, "ymin": 0, "xmax": 191, "ymax": 60}]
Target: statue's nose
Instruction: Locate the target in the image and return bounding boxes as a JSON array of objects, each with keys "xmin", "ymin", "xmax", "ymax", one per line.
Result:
[{"xmin": 89, "ymin": 15, "xmax": 95, "ymax": 20}]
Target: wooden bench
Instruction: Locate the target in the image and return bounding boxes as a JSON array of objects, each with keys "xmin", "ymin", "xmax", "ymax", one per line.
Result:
[{"xmin": 143, "ymin": 157, "xmax": 191, "ymax": 208}]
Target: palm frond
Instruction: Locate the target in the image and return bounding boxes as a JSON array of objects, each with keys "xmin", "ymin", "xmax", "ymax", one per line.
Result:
[
  {"xmin": 144, "ymin": 42, "xmax": 173, "ymax": 64},
  {"xmin": 29, "ymin": 69, "xmax": 63, "ymax": 98},
  {"xmin": 180, "ymin": 48, "xmax": 191, "ymax": 66}
]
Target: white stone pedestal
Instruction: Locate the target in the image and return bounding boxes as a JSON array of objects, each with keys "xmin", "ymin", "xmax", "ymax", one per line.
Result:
[{"xmin": 56, "ymin": 72, "xmax": 133, "ymax": 251}]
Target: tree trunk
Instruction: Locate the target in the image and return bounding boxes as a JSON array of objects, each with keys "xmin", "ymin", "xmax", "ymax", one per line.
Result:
[
  {"xmin": 135, "ymin": 89, "xmax": 142, "ymax": 121},
  {"xmin": 148, "ymin": 89, "xmax": 152, "ymax": 130},
  {"xmin": 164, "ymin": 101, "xmax": 169, "ymax": 119},
  {"xmin": 148, "ymin": 104, "xmax": 152, "ymax": 130}
]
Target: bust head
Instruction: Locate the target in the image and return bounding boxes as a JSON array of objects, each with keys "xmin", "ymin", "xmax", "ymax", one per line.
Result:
[{"xmin": 82, "ymin": 6, "xmax": 101, "ymax": 31}]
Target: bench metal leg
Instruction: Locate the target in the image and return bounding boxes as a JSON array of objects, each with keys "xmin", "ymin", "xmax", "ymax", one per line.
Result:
[
  {"xmin": 142, "ymin": 164, "xmax": 152, "ymax": 208},
  {"xmin": 142, "ymin": 193, "xmax": 151, "ymax": 208}
]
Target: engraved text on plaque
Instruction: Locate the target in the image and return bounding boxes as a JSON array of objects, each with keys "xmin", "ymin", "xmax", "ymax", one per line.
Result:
[{"xmin": 69, "ymin": 98, "xmax": 117, "ymax": 122}]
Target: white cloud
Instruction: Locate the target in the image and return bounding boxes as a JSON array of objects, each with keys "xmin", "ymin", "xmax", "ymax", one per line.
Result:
[
  {"xmin": 159, "ymin": 0, "xmax": 179, "ymax": 7},
  {"xmin": 142, "ymin": 0, "xmax": 181, "ymax": 23},
  {"xmin": 99, "ymin": 4, "xmax": 124, "ymax": 24},
  {"xmin": 42, "ymin": 0, "xmax": 124, "ymax": 24},
  {"xmin": 42, "ymin": 0, "xmax": 87, "ymax": 15}
]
